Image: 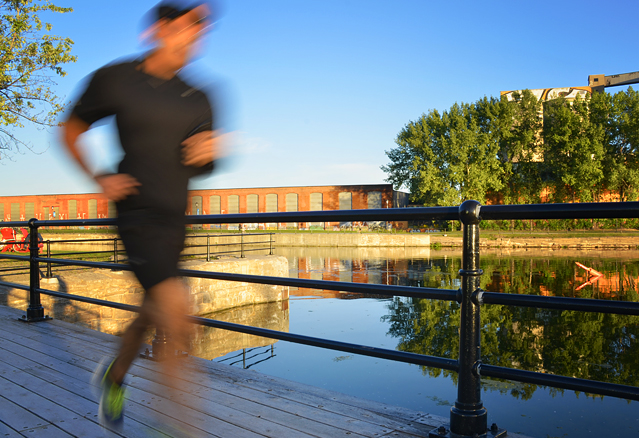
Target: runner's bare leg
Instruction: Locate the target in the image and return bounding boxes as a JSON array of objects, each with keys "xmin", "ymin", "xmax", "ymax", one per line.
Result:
[{"xmin": 109, "ymin": 278, "xmax": 190, "ymax": 387}]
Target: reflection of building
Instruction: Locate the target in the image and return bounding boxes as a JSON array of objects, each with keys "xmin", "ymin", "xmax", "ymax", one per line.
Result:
[
  {"xmin": 0, "ymin": 184, "xmax": 409, "ymax": 229},
  {"xmin": 291, "ymin": 255, "xmax": 411, "ymax": 299}
]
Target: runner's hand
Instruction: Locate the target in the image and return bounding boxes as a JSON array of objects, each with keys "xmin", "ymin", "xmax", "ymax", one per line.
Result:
[
  {"xmin": 95, "ymin": 174, "xmax": 140, "ymax": 201},
  {"xmin": 181, "ymin": 129, "xmax": 227, "ymax": 167}
]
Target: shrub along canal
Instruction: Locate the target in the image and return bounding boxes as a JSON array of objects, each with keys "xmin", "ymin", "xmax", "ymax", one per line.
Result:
[{"xmin": 204, "ymin": 247, "xmax": 638, "ymax": 438}]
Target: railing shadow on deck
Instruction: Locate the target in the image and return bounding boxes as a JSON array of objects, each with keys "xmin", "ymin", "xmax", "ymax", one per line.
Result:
[{"xmin": 1, "ymin": 201, "xmax": 638, "ymax": 438}]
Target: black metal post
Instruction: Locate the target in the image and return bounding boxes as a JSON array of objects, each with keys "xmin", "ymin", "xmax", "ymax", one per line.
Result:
[
  {"xmin": 141, "ymin": 328, "xmax": 188, "ymax": 361},
  {"xmin": 269, "ymin": 233, "xmax": 273, "ymax": 255},
  {"xmin": 113, "ymin": 238, "xmax": 118, "ymax": 263},
  {"xmin": 207, "ymin": 235, "xmax": 210, "ymax": 261},
  {"xmin": 151, "ymin": 327, "xmax": 169, "ymax": 360},
  {"xmin": 21, "ymin": 219, "xmax": 49, "ymax": 322},
  {"xmin": 430, "ymin": 200, "xmax": 505, "ymax": 438},
  {"xmin": 46, "ymin": 240, "xmax": 52, "ymax": 278}
]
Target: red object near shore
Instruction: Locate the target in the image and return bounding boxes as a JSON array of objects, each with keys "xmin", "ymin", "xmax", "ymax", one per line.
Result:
[
  {"xmin": 0, "ymin": 227, "xmax": 43, "ymax": 253},
  {"xmin": 575, "ymin": 261, "xmax": 604, "ymax": 291}
]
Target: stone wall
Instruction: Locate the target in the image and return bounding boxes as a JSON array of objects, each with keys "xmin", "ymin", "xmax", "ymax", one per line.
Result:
[
  {"xmin": 273, "ymin": 232, "xmax": 430, "ymax": 247},
  {"xmin": 0, "ymin": 255, "xmax": 288, "ymax": 336},
  {"xmin": 37, "ymin": 231, "xmax": 429, "ymax": 256}
]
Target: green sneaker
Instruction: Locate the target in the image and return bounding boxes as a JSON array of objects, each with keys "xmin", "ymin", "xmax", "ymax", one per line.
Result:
[{"xmin": 92, "ymin": 358, "xmax": 126, "ymax": 430}]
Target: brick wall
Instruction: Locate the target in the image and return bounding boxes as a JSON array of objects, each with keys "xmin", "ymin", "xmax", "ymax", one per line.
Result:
[{"xmin": 0, "ymin": 184, "xmax": 406, "ymax": 227}]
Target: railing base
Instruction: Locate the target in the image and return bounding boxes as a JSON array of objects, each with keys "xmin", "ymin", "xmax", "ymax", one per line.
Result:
[
  {"xmin": 19, "ymin": 314, "xmax": 52, "ymax": 323},
  {"xmin": 139, "ymin": 348, "xmax": 189, "ymax": 361},
  {"xmin": 429, "ymin": 424, "xmax": 507, "ymax": 438}
]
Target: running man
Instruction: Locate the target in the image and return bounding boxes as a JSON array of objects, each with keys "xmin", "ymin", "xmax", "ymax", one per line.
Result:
[{"xmin": 61, "ymin": 1, "xmax": 223, "ymax": 431}]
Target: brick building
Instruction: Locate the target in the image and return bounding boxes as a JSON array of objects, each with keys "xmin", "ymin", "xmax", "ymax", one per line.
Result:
[{"xmin": 0, "ymin": 184, "xmax": 409, "ymax": 229}]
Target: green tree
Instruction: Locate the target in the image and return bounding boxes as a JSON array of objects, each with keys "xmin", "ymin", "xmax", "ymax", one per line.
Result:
[
  {"xmin": 542, "ymin": 95, "xmax": 605, "ymax": 203},
  {"xmin": 0, "ymin": 0, "xmax": 75, "ymax": 160},
  {"xmin": 497, "ymin": 90, "xmax": 545, "ymax": 204},
  {"xmin": 599, "ymin": 87, "xmax": 639, "ymax": 201},
  {"xmin": 382, "ymin": 100, "xmax": 504, "ymax": 206}
]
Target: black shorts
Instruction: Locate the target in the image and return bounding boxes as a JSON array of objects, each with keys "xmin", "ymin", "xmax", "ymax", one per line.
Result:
[{"xmin": 117, "ymin": 210, "xmax": 185, "ymax": 290}]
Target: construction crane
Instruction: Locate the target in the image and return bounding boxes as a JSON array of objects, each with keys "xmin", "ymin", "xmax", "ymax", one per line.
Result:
[{"xmin": 588, "ymin": 71, "xmax": 639, "ymax": 93}]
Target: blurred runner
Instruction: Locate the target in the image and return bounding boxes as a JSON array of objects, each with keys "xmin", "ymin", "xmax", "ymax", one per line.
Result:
[{"xmin": 61, "ymin": 1, "xmax": 223, "ymax": 434}]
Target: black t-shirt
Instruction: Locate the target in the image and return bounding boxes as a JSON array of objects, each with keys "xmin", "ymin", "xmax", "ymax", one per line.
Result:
[{"xmin": 72, "ymin": 59, "xmax": 214, "ymax": 218}]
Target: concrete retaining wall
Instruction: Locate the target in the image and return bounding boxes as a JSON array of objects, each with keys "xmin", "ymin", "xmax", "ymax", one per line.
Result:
[
  {"xmin": 0, "ymin": 255, "xmax": 288, "ymax": 336},
  {"xmin": 272, "ymin": 233, "xmax": 430, "ymax": 247}
]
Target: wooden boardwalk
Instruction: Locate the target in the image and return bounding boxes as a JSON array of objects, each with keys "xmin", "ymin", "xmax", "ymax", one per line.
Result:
[{"xmin": 0, "ymin": 304, "xmax": 450, "ymax": 438}]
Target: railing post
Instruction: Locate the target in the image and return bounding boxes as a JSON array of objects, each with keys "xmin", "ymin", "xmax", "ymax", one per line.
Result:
[
  {"xmin": 430, "ymin": 200, "xmax": 505, "ymax": 438},
  {"xmin": 46, "ymin": 240, "xmax": 52, "ymax": 278},
  {"xmin": 151, "ymin": 328, "xmax": 169, "ymax": 361},
  {"xmin": 113, "ymin": 238, "xmax": 118, "ymax": 264},
  {"xmin": 20, "ymin": 219, "xmax": 49, "ymax": 322},
  {"xmin": 269, "ymin": 233, "xmax": 273, "ymax": 255},
  {"xmin": 207, "ymin": 235, "xmax": 210, "ymax": 262}
]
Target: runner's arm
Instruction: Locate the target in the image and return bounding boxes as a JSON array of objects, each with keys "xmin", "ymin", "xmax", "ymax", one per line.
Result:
[{"xmin": 61, "ymin": 114, "xmax": 140, "ymax": 201}]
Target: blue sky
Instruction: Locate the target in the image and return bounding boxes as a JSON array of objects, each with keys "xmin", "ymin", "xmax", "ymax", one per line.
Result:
[{"xmin": 2, "ymin": 0, "xmax": 638, "ymax": 196}]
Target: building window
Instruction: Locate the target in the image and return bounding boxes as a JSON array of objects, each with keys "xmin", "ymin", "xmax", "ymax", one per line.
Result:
[
  {"xmin": 286, "ymin": 193, "xmax": 298, "ymax": 212},
  {"xmin": 68, "ymin": 200, "xmax": 77, "ymax": 220},
  {"xmin": 25, "ymin": 203, "xmax": 35, "ymax": 220},
  {"xmin": 107, "ymin": 201, "xmax": 117, "ymax": 218},
  {"xmin": 209, "ymin": 195, "xmax": 221, "ymax": 214},
  {"xmin": 0, "ymin": 204, "xmax": 4, "ymax": 221},
  {"xmin": 88, "ymin": 199, "xmax": 97, "ymax": 219},
  {"xmin": 247, "ymin": 194, "xmax": 259, "ymax": 213},
  {"xmin": 228, "ymin": 195, "xmax": 239, "ymax": 214},
  {"xmin": 265, "ymin": 194, "xmax": 278, "ymax": 229},
  {"xmin": 10, "ymin": 203, "xmax": 20, "ymax": 220},
  {"xmin": 309, "ymin": 193, "xmax": 323, "ymax": 228},
  {"xmin": 368, "ymin": 191, "xmax": 382, "ymax": 209},
  {"xmin": 338, "ymin": 192, "xmax": 352, "ymax": 210},
  {"xmin": 265, "ymin": 194, "xmax": 278, "ymax": 212},
  {"xmin": 310, "ymin": 193, "xmax": 323, "ymax": 211}
]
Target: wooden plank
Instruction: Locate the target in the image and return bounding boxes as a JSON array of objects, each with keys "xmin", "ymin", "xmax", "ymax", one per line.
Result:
[
  {"xmin": 0, "ymin": 342, "xmax": 222, "ymax": 438},
  {"xmin": 0, "ymin": 421, "xmax": 24, "ymax": 438},
  {"xmin": 1, "ymin": 326, "xmax": 414, "ymax": 437},
  {"xmin": 128, "ymin": 374, "xmax": 364, "ymax": 438},
  {"xmin": 0, "ymin": 360, "xmax": 161, "ymax": 438},
  {"xmin": 16, "ymin": 424, "xmax": 75, "ymax": 438},
  {"xmin": 0, "ymin": 332, "xmax": 327, "ymax": 438},
  {"xmin": 0, "ymin": 313, "xmax": 435, "ymax": 437},
  {"xmin": 0, "ymin": 395, "xmax": 50, "ymax": 433},
  {"xmin": 0, "ymin": 374, "xmax": 123, "ymax": 438},
  {"xmin": 0, "ymin": 357, "xmax": 214, "ymax": 438},
  {"xmin": 0, "ymin": 334, "xmax": 268, "ymax": 437},
  {"xmin": 0, "ymin": 305, "xmax": 522, "ymax": 438}
]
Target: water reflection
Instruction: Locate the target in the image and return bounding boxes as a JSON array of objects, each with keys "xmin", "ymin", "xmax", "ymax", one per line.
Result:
[
  {"xmin": 273, "ymin": 247, "xmax": 639, "ymax": 398},
  {"xmin": 191, "ymin": 301, "xmax": 288, "ymax": 364},
  {"xmin": 274, "ymin": 246, "xmax": 433, "ymax": 298},
  {"xmin": 202, "ymin": 247, "xmax": 638, "ymax": 437}
]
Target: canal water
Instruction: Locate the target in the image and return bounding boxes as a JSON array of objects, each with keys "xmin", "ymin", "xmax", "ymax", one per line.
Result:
[{"xmin": 206, "ymin": 247, "xmax": 639, "ymax": 438}]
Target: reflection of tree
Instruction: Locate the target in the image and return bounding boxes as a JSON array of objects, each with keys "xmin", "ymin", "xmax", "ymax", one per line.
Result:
[{"xmin": 383, "ymin": 255, "xmax": 639, "ymax": 400}]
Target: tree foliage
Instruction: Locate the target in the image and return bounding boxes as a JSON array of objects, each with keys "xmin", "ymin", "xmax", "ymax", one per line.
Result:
[
  {"xmin": 383, "ymin": 87, "xmax": 639, "ymax": 205},
  {"xmin": 0, "ymin": 0, "xmax": 75, "ymax": 159},
  {"xmin": 382, "ymin": 255, "xmax": 639, "ymax": 400},
  {"xmin": 381, "ymin": 100, "xmax": 503, "ymax": 206}
]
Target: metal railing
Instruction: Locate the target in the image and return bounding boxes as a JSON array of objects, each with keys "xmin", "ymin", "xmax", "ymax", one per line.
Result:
[
  {"xmin": 1, "ymin": 201, "xmax": 639, "ymax": 438},
  {"xmin": 0, "ymin": 232, "xmax": 274, "ymax": 277}
]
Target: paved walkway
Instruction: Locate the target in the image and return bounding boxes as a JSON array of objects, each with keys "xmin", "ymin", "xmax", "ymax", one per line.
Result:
[{"xmin": 0, "ymin": 304, "xmax": 450, "ymax": 438}]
